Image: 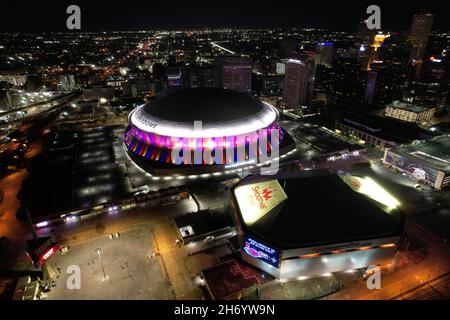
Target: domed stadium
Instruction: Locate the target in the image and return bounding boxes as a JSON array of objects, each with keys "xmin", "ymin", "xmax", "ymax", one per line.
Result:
[{"xmin": 125, "ymin": 88, "xmax": 296, "ymax": 176}]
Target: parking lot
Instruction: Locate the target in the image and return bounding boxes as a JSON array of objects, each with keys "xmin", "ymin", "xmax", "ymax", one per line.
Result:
[
  {"xmin": 19, "ymin": 125, "xmax": 130, "ymax": 217},
  {"xmin": 46, "ymin": 226, "xmax": 172, "ymax": 300}
]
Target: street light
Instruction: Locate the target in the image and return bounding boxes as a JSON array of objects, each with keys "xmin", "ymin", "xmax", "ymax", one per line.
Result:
[{"xmin": 95, "ymin": 248, "xmax": 108, "ymax": 281}]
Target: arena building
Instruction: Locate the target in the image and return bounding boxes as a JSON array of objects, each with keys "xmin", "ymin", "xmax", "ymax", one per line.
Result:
[
  {"xmin": 125, "ymin": 88, "xmax": 296, "ymax": 176},
  {"xmin": 230, "ymin": 171, "xmax": 404, "ymax": 280}
]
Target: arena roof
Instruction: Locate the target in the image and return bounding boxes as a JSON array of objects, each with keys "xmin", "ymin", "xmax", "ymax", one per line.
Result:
[
  {"xmin": 130, "ymin": 88, "xmax": 278, "ymax": 138},
  {"xmin": 232, "ymin": 172, "xmax": 403, "ymax": 250}
]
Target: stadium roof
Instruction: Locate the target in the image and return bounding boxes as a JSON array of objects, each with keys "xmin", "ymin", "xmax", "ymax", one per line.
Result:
[
  {"xmin": 232, "ymin": 171, "xmax": 403, "ymax": 250},
  {"xmin": 131, "ymin": 88, "xmax": 278, "ymax": 138}
]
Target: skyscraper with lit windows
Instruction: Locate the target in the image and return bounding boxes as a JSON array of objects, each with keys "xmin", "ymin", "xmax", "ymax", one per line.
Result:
[
  {"xmin": 214, "ymin": 55, "xmax": 252, "ymax": 93},
  {"xmin": 282, "ymin": 59, "xmax": 309, "ymax": 108},
  {"xmin": 315, "ymin": 42, "xmax": 333, "ymax": 68},
  {"xmin": 409, "ymin": 12, "xmax": 435, "ymax": 61}
]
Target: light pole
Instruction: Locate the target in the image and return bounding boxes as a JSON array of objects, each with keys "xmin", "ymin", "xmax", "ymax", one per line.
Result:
[
  {"xmin": 96, "ymin": 248, "xmax": 107, "ymax": 281},
  {"xmin": 404, "ymin": 240, "xmax": 410, "ymax": 259}
]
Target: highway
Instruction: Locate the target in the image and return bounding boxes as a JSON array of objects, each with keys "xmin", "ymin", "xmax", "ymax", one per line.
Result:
[{"xmin": 0, "ymin": 92, "xmax": 82, "ymax": 240}]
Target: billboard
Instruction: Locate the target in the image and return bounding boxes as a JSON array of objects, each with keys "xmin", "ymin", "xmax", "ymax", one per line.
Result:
[
  {"xmin": 26, "ymin": 236, "xmax": 59, "ymax": 267},
  {"xmin": 276, "ymin": 62, "xmax": 286, "ymax": 75},
  {"xmin": 234, "ymin": 179, "xmax": 288, "ymax": 225},
  {"xmin": 243, "ymin": 235, "xmax": 280, "ymax": 268},
  {"xmin": 384, "ymin": 151, "xmax": 440, "ymax": 184}
]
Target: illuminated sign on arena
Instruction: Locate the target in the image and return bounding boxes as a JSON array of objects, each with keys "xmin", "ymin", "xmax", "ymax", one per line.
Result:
[
  {"xmin": 234, "ymin": 179, "xmax": 288, "ymax": 225},
  {"xmin": 243, "ymin": 236, "xmax": 280, "ymax": 268}
]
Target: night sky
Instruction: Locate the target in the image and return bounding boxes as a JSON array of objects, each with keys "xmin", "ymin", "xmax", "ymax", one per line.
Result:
[{"xmin": 1, "ymin": 0, "xmax": 449, "ymax": 32}]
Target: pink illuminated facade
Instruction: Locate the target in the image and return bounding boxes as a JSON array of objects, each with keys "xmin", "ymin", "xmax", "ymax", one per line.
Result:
[{"xmin": 125, "ymin": 121, "xmax": 283, "ymax": 165}]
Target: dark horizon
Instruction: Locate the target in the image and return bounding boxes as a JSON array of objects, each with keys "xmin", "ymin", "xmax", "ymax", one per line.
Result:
[{"xmin": 1, "ymin": 0, "xmax": 449, "ymax": 32}]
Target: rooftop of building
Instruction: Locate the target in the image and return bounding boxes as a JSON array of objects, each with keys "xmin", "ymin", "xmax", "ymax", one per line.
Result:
[
  {"xmin": 337, "ymin": 114, "xmax": 436, "ymax": 143},
  {"xmin": 174, "ymin": 209, "xmax": 232, "ymax": 242},
  {"xmin": 387, "ymin": 100, "xmax": 433, "ymax": 113},
  {"xmin": 294, "ymin": 123, "xmax": 364, "ymax": 154},
  {"xmin": 131, "ymin": 88, "xmax": 278, "ymax": 138},
  {"xmin": 232, "ymin": 171, "xmax": 403, "ymax": 250},
  {"xmin": 388, "ymin": 135, "xmax": 450, "ymax": 172},
  {"xmin": 142, "ymin": 88, "xmax": 267, "ymax": 123}
]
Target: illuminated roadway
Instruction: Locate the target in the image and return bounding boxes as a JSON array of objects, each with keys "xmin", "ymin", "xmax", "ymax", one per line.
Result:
[
  {"xmin": 0, "ymin": 93, "xmax": 81, "ymax": 239},
  {"xmin": 210, "ymin": 41, "xmax": 236, "ymax": 54}
]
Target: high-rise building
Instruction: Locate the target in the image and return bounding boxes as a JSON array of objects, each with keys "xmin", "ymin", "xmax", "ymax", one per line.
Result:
[
  {"xmin": 0, "ymin": 81, "xmax": 13, "ymax": 111},
  {"xmin": 333, "ymin": 57, "xmax": 364, "ymax": 104},
  {"xmin": 355, "ymin": 19, "xmax": 378, "ymax": 70},
  {"xmin": 166, "ymin": 62, "xmax": 189, "ymax": 91},
  {"xmin": 282, "ymin": 59, "xmax": 309, "ymax": 108},
  {"xmin": 122, "ymin": 80, "xmax": 155, "ymax": 98},
  {"xmin": 59, "ymin": 74, "xmax": 76, "ymax": 91},
  {"xmin": 276, "ymin": 60, "xmax": 287, "ymax": 75},
  {"xmin": 364, "ymin": 70, "xmax": 378, "ymax": 104},
  {"xmin": 315, "ymin": 42, "xmax": 333, "ymax": 68},
  {"xmin": 365, "ymin": 60, "xmax": 408, "ymax": 107},
  {"xmin": 195, "ymin": 64, "xmax": 215, "ymax": 88},
  {"xmin": 408, "ymin": 57, "xmax": 449, "ymax": 109},
  {"xmin": 279, "ymin": 38, "xmax": 299, "ymax": 59},
  {"xmin": 152, "ymin": 63, "xmax": 166, "ymax": 81},
  {"xmin": 384, "ymin": 100, "xmax": 436, "ymax": 124},
  {"xmin": 314, "ymin": 64, "xmax": 334, "ymax": 103},
  {"xmin": 214, "ymin": 55, "xmax": 252, "ymax": 93},
  {"xmin": 366, "ymin": 34, "xmax": 390, "ymax": 71},
  {"xmin": 314, "ymin": 56, "xmax": 366, "ymax": 105},
  {"xmin": 409, "ymin": 12, "xmax": 435, "ymax": 61},
  {"xmin": 262, "ymin": 75, "xmax": 283, "ymax": 96},
  {"xmin": 106, "ymin": 76, "xmax": 126, "ymax": 89},
  {"xmin": 355, "ymin": 19, "xmax": 378, "ymax": 47},
  {"xmin": 364, "ymin": 33, "xmax": 412, "ymax": 106}
]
